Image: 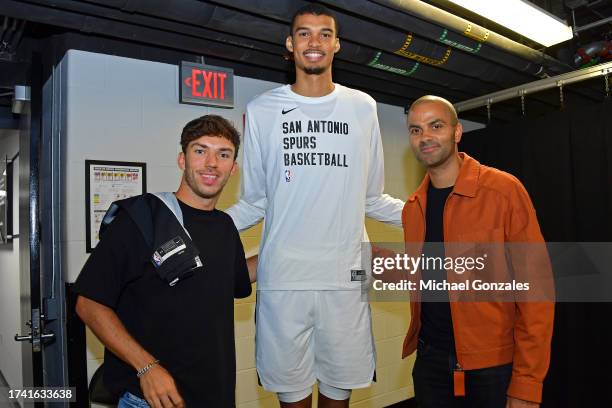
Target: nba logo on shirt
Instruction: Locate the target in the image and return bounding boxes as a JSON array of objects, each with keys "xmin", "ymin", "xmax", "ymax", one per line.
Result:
[{"xmin": 285, "ymin": 169, "xmax": 292, "ymax": 182}]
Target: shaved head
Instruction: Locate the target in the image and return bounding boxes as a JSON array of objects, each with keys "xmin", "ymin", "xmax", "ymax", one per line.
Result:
[{"xmin": 408, "ymin": 95, "xmax": 458, "ymax": 126}]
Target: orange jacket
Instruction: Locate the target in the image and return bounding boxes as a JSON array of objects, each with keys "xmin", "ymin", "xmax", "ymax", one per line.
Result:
[{"xmin": 401, "ymin": 153, "xmax": 554, "ymax": 403}]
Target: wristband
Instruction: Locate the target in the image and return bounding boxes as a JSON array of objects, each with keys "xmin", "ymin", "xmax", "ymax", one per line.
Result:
[{"xmin": 136, "ymin": 360, "xmax": 160, "ymax": 378}]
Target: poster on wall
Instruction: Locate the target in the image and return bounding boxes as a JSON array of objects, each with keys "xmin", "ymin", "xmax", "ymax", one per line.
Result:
[{"xmin": 85, "ymin": 160, "xmax": 146, "ymax": 253}]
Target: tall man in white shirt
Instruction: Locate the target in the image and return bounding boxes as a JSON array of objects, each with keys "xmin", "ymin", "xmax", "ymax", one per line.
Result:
[{"xmin": 226, "ymin": 4, "xmax": 404, "ymax": 407}]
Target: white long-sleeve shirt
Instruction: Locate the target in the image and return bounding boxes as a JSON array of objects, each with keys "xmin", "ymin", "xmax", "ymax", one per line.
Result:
[{"xmin": 226, "ymin": 84, "xmax": 404, "ymax": 290}]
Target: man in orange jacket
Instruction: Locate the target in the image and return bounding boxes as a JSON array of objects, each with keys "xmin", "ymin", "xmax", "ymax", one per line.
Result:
[{"xmin": 401, "ymin": 95, "xmax": 554, "ymax": 408}]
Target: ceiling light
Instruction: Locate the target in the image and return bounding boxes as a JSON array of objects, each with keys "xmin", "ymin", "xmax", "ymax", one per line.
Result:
[{"xmin": 446, "ymin": 0, "xmax": 573, "ymax": 47}]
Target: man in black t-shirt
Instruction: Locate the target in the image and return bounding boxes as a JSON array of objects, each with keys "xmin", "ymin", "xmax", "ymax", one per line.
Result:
[{"xmin": 75, "ymin": 115, "xmax": 254, "ymax": 408}]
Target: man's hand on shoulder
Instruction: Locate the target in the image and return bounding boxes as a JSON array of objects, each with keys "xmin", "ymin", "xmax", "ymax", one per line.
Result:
[
  {"xmin": 506, "ymin": 397, "xmax": 539, "ymax": 408},
  {"xmin": 139, "ymin": 364, "xmax": 185, "ymax": 408}
]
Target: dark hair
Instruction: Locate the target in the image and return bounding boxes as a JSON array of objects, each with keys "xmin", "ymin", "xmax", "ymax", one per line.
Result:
[
  {"xmin": 180, "ymin": 115, "xmax": 240, "ymax": 158},
  {"xmin": 290, "ymin": 4, "xmax": 339, "ymax": 36}
]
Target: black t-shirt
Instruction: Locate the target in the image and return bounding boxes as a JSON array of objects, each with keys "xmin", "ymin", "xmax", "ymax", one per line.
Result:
[
  {"xmin": 420, "ymin": 185, "xmax": 455, "ymax": 350},
  {"xmin": 74, "ymin": 199, "xmax": 251, "ymax": 407}
]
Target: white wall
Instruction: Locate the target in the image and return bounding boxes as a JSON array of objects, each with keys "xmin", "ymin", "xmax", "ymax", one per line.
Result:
[
  {"xmin": 0, "ymin": 129, "xmax": 22, "ymax": 391},
  {"xmin": 61, "ymin": 50, "xmax": 420, "ymax": 407}
]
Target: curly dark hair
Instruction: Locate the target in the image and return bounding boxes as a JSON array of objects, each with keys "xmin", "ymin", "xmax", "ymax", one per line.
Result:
[{"xmin": 180, "ymin": 115, "xmax": 240, "ymax": 158}]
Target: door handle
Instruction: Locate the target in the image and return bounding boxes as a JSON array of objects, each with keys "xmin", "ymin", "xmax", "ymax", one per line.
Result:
[
  {"xmin": 14, "ymin": 333, "xmax": 33, "ymax": 342},
  {"xmin": 14, "ymin": 332, "xmax": 55, "ymax": 342},
  {"xmin": 16, "ymin": 309, "xmax": 55, "ymax": 350}
]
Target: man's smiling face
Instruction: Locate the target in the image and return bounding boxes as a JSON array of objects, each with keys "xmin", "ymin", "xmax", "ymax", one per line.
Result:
[
  {"xmin": 286, "ymin": 13, "xmax": 340, "ymax": 76},
  {"xmin": 407, "ymin": 101, "xmax": 462, "ymax": 169},
  {"xmin": 179, "ymin": 135, "xmax": 237, "ymax": 201}
]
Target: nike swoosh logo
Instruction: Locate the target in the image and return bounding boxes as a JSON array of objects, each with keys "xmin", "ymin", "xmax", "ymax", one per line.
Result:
[{"xmin": 282, "ymin": 107, "xmax": 297, "ymax": 115}]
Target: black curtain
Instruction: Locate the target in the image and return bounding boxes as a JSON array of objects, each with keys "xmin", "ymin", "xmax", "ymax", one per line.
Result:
[{"xmin": 460, "ymin": 101, "xmax": 612, "ymax": 407}]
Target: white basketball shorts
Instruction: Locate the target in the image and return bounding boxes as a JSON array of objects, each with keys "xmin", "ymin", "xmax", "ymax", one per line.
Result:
[{"xmin": 255, "ymin": 290, "xmax": 376, "ymax": 392}]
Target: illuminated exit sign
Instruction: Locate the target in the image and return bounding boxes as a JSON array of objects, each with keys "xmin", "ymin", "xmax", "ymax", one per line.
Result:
[{"xmin": 179, "ymin": 61, "xmax": 234, "ymax": 108}]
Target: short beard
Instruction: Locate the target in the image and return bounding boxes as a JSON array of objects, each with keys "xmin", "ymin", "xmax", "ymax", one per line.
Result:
[{"xmin": 304, "ymin": 66, "xmax": 325, "ymax": 75}]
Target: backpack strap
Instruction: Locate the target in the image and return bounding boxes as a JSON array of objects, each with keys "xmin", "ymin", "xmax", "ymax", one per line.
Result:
[{"xmin": 151, "ymin": 192, "xmax": 192, "ymax": 239}]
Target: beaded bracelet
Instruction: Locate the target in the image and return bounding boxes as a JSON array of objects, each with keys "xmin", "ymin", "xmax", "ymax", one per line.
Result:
[{"xmin": 136, "ymin": 359, "xmax": 160, "ymax": 378}]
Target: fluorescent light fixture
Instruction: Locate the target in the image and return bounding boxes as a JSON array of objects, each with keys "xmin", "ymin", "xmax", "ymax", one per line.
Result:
[
  {"xmin": 446, "ymin": 0, "xmax": 573, "ymax": 47},
  {"xmin": 0, "ymin": 190, "xmax": 6, "ymax": 197}
]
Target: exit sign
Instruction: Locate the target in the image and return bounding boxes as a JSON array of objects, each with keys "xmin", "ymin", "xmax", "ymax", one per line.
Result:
[{"xmin": 179, "ymin": 61, "xmax": 234, "ymax": 108}]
